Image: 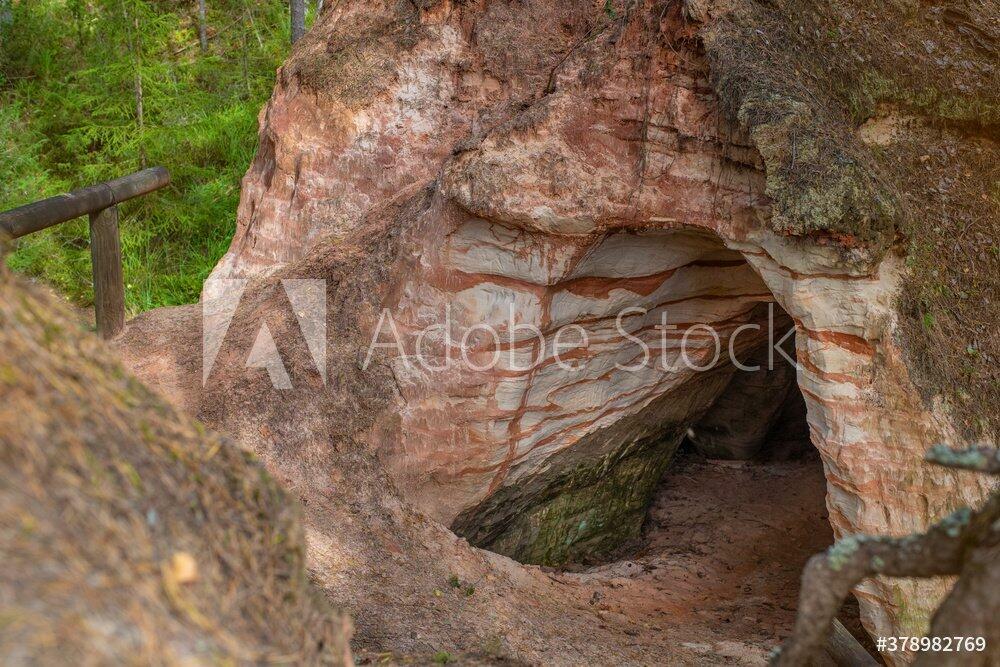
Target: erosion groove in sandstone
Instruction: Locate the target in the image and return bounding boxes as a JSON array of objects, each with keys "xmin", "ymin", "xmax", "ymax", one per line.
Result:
[{"xmin": 109, "ymin": 1, "xmax": 997, "ymax": 664}]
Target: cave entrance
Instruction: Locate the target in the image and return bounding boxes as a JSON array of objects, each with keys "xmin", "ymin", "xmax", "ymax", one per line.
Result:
[
  {"xmin": 437, "ymin": 222, "xmax": 866, "ymax": 653},
  {"xmin": 573, "ymin": 327, "xmax": 878, "ymax": 657},
  {"xmin": 622, "ymin": 328, "xmax": 841, "ymax": 648},
  {"xmin": 448, "ymin": 225, "xmax": 830, "ymax": 571},
  {"xmin": 683, "ymin": 319, "xmax": 813, "ymax": 465}
]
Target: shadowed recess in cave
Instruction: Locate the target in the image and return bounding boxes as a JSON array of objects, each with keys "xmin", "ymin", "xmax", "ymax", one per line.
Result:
[{"xmin": 446, "ymin": 227, "xmax": 816, "ymax": 569}]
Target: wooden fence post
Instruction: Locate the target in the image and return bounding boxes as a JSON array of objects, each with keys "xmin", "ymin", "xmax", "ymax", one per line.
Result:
[{"xmin": 89, "ymin": 205, "xmax": 126, "ymax": 339}]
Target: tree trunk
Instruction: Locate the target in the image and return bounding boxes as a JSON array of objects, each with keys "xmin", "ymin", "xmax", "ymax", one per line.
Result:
[
  {"xmin": 121, "ymin": 0, "xmax": 146, "ymax": 168},
  {"xmin": 240, "ymin": 9, "xmax": 250, "ymax": 95},
  {"xmin": 198, "ymin": 0, "xmax": 208, "ymax": 52},
  {"xmin": 290, "ymin": 0, "xmax": 305, "ymax": 44}
]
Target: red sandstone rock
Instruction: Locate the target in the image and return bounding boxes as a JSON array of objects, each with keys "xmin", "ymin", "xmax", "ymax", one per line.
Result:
[{"xmin": 116, "ymin": 1, "xmax": 994, "ymax": 663}]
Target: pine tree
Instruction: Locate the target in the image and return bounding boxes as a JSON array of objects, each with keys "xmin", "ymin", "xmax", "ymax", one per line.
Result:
[
  {"xmin": 1, "ymin": 0, "xmax": 292, "ymax": 312},
  {"xmin": 119, "ymin": 0, "xmax": 146, "ymax": 168}
]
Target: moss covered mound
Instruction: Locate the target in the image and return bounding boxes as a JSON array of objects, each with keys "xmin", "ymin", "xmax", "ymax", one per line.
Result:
[
  {"xmin": 284, "ymin": 0, "xmax": 430, "ymax": 107},
  {"xmin": 0, "ymin": 256, "xmax": 351, "ymax": 664},
  {"xmin": 698, "ymin": 0, "xmax": 999, "ymax": 437}
]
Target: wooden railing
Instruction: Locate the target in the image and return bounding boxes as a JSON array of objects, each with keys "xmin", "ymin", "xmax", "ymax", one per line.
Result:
[{"xmin": 0, "ymin": 167, "xmax": 170, "ymax": 339}]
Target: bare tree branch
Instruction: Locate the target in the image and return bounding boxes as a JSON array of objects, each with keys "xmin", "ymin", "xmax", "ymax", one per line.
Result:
[{"xmin": 925, "ymin": 444, "xmax": 1000, "ymax": 473}]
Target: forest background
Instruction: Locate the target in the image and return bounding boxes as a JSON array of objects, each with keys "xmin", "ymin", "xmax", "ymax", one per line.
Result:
[{"xmin": 0, "ymin": 0, "xmax": 316, "ymax": 312}]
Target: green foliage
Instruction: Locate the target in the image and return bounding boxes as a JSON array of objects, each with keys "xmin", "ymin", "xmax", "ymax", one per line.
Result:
[{"xmin": 0, "ymin": 0, "xmax": 301, "ymax": 312}]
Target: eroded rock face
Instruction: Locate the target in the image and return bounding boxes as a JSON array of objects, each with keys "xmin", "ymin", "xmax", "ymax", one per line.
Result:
[
  {"xmin": 123, "ymin": 0, "xmax": 993, "ymax": 661},
  {"xmin": 385, "ymin": 221, "xmax": 777, "ymax": 554}
]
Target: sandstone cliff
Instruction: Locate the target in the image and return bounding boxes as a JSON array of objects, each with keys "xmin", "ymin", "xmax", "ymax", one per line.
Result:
[{"xmin": 116, "ymin": 0, "xmax": 997, "ymax": 663}]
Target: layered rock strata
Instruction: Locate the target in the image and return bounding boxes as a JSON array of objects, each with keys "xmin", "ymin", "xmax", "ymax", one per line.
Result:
[{"xmin": 118, "ymin": 1, "xmax": 994, "ymax": 661}]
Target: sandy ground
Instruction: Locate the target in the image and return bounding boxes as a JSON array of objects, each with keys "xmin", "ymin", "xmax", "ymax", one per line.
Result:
[
  {"xmin": 348, "ymin": 446, "xmax": 878, "ymax": 665},
  {"xmin": 567, "ymin": 449, "xmax": 834, "ymax": 658}
]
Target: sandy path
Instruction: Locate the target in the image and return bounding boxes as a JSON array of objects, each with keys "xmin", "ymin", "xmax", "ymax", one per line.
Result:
[{"xmin": 565, "ymin": 450, "xmax": 834, "ymax": 662}]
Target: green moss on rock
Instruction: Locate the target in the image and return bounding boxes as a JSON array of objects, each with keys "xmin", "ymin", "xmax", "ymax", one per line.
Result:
[
  {"xmin": 483, "ymin": 427, "xmax": 685, "ymax": 566},
  {"xmin": 697, "ymin": 0, "xmax": 1000, "ymax": 438}
]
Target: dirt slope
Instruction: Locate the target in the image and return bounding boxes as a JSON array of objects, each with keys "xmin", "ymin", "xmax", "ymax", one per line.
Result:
[{"xmin": 0, "ymin": 257, "xmax": 351, "ymax": 665}]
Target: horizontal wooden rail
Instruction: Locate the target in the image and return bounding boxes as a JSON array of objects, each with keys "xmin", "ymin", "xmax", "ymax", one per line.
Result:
[
  {"xmin": 0, "ymin": 167, "xmax": 170, "ymax": 339},
  {"xmin": 0, "ymin": 167, "xmax": 170, "ymax": 239}
]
